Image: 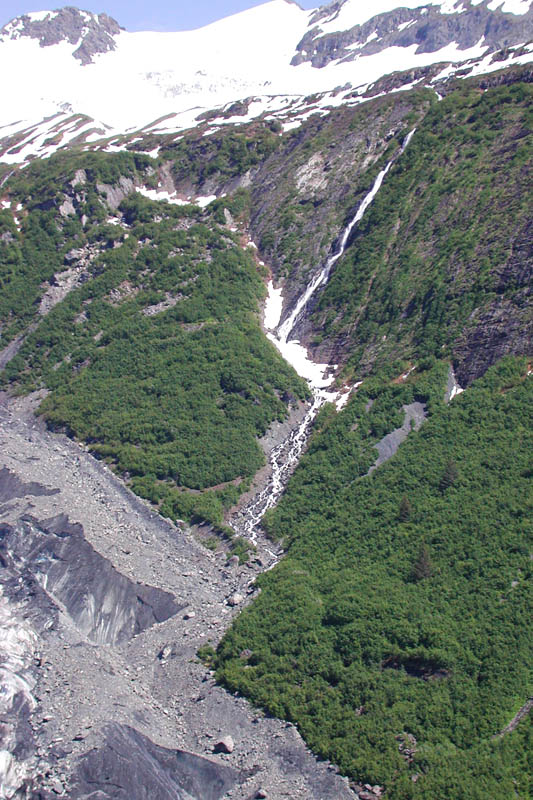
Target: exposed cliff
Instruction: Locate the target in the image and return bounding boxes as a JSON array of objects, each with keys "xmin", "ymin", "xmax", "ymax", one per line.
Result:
[
  {"xmin": 294, "ymin": 0, "xmax": 533, "ymax": 68},
  {"xmin": 0, "ymin": 7, "xmax": 122, "ymax": 64}
]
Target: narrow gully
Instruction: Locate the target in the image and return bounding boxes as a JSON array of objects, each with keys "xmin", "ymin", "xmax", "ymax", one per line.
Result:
[{"xmin": 232, "ymin": 131, "xmax": 417, "ymax": 546}]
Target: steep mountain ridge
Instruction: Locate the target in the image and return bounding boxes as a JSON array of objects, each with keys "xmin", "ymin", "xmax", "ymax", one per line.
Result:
[
  {"xmin": 1, "ymin": 0, "xmax": 533, "ymax": 164},
  {"xmin": 0, "ymin": 7, "xmax": 122, "ymax": 64},
  {"xmin": 296, "ymin": 0, "xmax": 533, "ymax": 67}
]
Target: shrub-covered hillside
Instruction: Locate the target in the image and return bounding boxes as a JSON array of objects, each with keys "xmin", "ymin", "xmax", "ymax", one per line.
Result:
[
  {"xmin": 0, "ymin": 154, "xmax": 307, "ymax": 535},
  {"xmin": 216, "ymin": 357, "xmax": 533, "ymax": 797},
  {"xmin": 304, "ymin": 79, "xmax": 533, "ymax": 385}
]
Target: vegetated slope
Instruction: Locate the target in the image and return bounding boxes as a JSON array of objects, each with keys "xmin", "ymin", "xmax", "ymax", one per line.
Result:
[
  {"xmin": 301, "ymin": 74, "xmax": 533, "ymax": 385},
  {"xmin": 0, "ymin": 152, "xmax": 307, "ymax": 538},
  {"xmin": 0, "ymin": 151, "xmax": 153, "ymax": 345},
  {"xmin": 215, "ymin": 356, "xmax": 533, "ymax": 797}
]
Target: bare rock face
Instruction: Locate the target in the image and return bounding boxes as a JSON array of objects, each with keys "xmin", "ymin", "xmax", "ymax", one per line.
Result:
[
  {"xmin": 453, "ymin": 290, "xmax": 533, "ymax": 386},
  {"xmin": 249, "ymin": 94, "xmax": 431, "ymax": 318},
  {"xmin": 0, "ymin": 511, "xmax": 182, "ymax": 645},
  {"xmin": 70, "ymin": 723, "xmax": 244, "ymax": 800},
  {"xmin": 96, "ymin": 177, "xmax": 136, "ymax": 210},
  {"xmin": 0, "ymin": 7, "xmax": 123, "ymax": 65},
  {"xmin": 293, "ymin": 0, "xmax": 533, "ymax": 69},
  {"xmin": 213, "ymin": 735, "xmax": 235, "ymax": 754}
]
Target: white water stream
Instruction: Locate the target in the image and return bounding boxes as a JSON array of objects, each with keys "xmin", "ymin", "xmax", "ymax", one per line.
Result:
[{"xmin": 234, "ymin": 131, "xmax": 417, "ymax": 545}]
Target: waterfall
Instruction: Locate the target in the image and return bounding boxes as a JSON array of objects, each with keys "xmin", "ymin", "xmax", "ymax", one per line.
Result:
[
  {"xmin": 277, "ymin": 160, "xmax": 393, "ymax": 344},
  {"xmin": 233, "ymin": 131, "xmax": 417, "ymax": 545},
  {"xmin": 278, "ymin": 129, "xmax": 416, "ymax": 345}
]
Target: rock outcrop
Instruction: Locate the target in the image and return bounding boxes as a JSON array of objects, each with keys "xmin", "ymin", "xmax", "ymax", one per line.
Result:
[
  {"xmin": 293, "ymin": 0, "xmax": 533, "ymax": 69},
  {"xmin": 0, "ymin": 7, "xmax": 123, "ymax": 65},
  {"xmin": 71, "ymin": 723, "xmax": 243, "ymax": 800},
  {"xmin": 0, "ymin": 511, "xmax": 182, "ymax": 645}
]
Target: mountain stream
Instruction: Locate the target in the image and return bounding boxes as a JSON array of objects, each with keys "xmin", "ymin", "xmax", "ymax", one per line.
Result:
[{"xmin": 233, "ymin": 131, "xmax": 416, "ymax": 545}]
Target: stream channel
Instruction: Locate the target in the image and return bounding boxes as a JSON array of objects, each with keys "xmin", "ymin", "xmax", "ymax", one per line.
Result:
[{"xmin": 231, "ymin": 130, "xmax": 417, "ymax": 546}]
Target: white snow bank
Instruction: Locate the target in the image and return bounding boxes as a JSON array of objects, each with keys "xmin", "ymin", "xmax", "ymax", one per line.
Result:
[
  {"xmin": 135, "ymin": 186, "xmax": 189, "ymax": 205},
  {"xmin": 264, "ymin": 280, "xmax": 284, "ymax": 330},
  {"xmin": 268, "ymin": 332, "xmax": 336, "ymax": 389},
  {"xmin": 488, "ymin": 0, "xmax": 532, "ymax": 12},
  {"xmin": 195, "ymin": 194, "xmax": 217, "ymax": 208}
]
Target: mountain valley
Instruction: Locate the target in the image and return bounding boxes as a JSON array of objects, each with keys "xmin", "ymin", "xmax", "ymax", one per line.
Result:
[{"xmin": 0, "ymin": 0, "xmax": 531, "ymax": 798}]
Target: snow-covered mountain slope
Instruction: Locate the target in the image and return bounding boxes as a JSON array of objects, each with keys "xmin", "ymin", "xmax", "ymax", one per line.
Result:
[{"xmin": 1, "ymin": 0, "xmax": 533, "ymax": 164}]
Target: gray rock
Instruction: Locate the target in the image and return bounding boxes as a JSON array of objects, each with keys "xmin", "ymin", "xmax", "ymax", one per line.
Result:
[
  {"xmin": 70, "ymin": 723, "xmax": 242, "ymax": 799},
  {"xmin": 0, "ymin": 8, "xmax": 123, "ymax": 65},
  {"xmin": 0, "ymin": 514, "xmax": 183, "ymax": 644},
  {"xmin": 293, "ymin": 2, "xmax": 533, "ymax": 70},
  {"xmin": 213, "ymin": 735, "xmax": 235, "ymax": 754},
  {"xmin": 228, "ymin": 592, "xmax": 244, "ymax": 607}
]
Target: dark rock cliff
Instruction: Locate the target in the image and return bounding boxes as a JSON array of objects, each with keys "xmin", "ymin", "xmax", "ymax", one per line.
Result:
[
  {"xmin": 0, "ymin": 511, "xmax": 182, "ymax": 644},
  {"xmin": 248, "ymin": 92, "xmax": 432, "ymax": 318},
  {"xmin": 0, "ymin": 7, "xmax": 123, "ymax": 64},
  {"xmin": 294, "ymin": 0, "xmax": 533, "ymax": 69},
  {"xmin": 70, "ymin": 723, "xmax": 245, "ymax": 800}
]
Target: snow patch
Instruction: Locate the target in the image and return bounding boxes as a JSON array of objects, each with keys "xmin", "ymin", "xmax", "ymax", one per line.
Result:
[
  {"xmin": 488, "ymin": 0, "xmax": 532, "ymax": 12},
  {"xmin": 135, "ymin": 186, "xmax": 190, "ymax": 205},
  {"xmin": 26, "ymin": 9, "xmax": 57, "ymax": 22},
  {"xmin": 313, "ymin": 0, "xmax": 480, "ymax": 35},
  {"xmin": 264, "ymin": 280, "xmax": 284, "ymax": 330},
  {"xmin": 195, "ymin": 194, "xmax": 217, "ymax": 208}
]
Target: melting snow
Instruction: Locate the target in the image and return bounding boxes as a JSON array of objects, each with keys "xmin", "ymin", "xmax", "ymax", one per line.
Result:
[
  {"xmin": 195, "ymin": 194, "xmax": 217, "ymax": 208},
  {"xmin": 27, "ymin": 9, "xmax": 57, "ymax": 22},
  {"xmin": 264, "ymin": 280, "xmax": 283, "ymax": 330},
  {"xmin": 0, "ymin": 0, "xmax": 500, "ymax": 162},
  {"xmin": 135, "ymin": 186, "xmax": 189, "ymax": 205},
  {"xmin": 313, "ymin": 0, "xmax": 480, "ymax": 34},
  {"xmin": 398, "ymin": 19, "xmax": 417, "ymax": 30},
  {"xmin": 135, "ymin": 186, "xmax": 220, "ymax": 208}
]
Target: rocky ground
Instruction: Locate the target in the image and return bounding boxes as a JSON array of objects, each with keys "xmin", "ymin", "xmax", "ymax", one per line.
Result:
[{"xmin": 0, "ymin": 391, "xmax": 355, "ymax": 800}]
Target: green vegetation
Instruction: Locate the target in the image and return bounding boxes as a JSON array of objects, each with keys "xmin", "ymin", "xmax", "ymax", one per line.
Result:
[
  {"xmin": 312, "ymin": 82, "xmax": 533, "ymax": 378},
  {"xmin": 161, "ymin": 125, "xmax": 280, "ymax": 186},
  {"xmin": 0, "ymin": 152, "xmax": 307, "ymax": 532},
  {"xmin": 1, "ymin": 71, "xmax": 531, "ymax": 797},
  {"xmin": 0, "ymin": 150, "xmax": 152, "ymax": 346},
  {"xmin": 250, "ymin": 90, "xmax": 433, "ymax": 284},
  {"xmin": 215, "ymin": 358, "xmax": 532, "ymax": 796}
]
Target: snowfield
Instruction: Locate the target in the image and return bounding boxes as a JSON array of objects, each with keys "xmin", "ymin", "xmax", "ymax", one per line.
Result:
[{"xmin": 0, "ymin": 0, "xmax": 532, "ymax": 163}]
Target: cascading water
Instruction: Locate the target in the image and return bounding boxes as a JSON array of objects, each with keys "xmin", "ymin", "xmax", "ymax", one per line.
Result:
[
  {"xmin": 233, "ymin": 131, "xmax": 417, "ymax": 545},
  {"xmin": 277, "ymin": 162, "xmax": 393, "ymax": 345}
]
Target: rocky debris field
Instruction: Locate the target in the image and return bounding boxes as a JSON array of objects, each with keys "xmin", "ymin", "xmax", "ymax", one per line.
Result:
[{"xmin": 0, "ymin": 391, "xmax": 355, "ymax": 800}]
